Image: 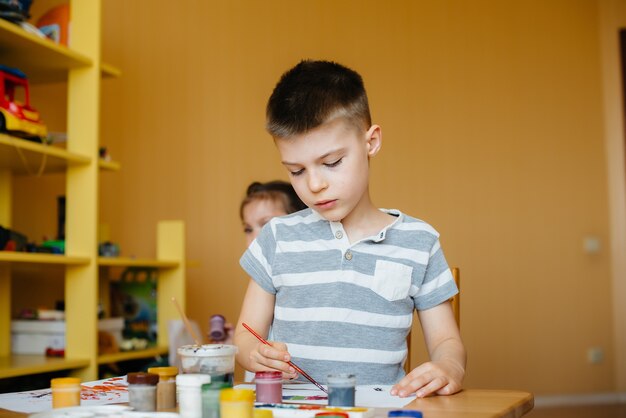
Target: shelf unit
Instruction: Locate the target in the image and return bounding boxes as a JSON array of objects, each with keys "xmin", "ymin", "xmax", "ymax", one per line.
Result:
[{"xmin": 0, "ymin": 2, "xmax": 185, "ymax": 382}]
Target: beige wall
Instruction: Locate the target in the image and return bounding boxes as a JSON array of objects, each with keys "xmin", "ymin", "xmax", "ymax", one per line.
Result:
[{"xmin": 12, "ymin": 0, "xmax": 625, "ymax": 395}]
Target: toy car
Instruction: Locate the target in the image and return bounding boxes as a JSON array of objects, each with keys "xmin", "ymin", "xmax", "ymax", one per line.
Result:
[{"xmin": 0, "ymin": 65, "xmax": 47, "ymax": 141}]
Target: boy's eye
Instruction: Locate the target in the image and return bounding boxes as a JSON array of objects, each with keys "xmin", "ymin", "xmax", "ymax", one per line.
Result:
[
  {"xmin": 290, "ymin": 168, "xmax": 304, "ymax": 176},
  {"xmin": 324, "ymin": 158, "xmax": 343, "ymax": 168}
]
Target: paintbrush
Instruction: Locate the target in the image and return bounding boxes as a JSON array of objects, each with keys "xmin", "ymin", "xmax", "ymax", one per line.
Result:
[
  {"xmin": 242, "ymin": 322, "xmax": 328, "ymax": 394},
  {"xmin": 171, "ymin": 297, "xmax": 203, "ymax": 346}
]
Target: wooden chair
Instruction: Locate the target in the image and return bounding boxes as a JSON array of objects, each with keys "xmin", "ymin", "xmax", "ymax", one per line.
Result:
[{"xmin": 404, "ymin": 267, "xmax": 460, "ymax": 374}]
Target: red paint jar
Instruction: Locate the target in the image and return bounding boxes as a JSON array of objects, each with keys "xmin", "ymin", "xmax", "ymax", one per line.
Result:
[{"xmin": 255, "ymin": 371, "xmax": 282, "ymax": 403}]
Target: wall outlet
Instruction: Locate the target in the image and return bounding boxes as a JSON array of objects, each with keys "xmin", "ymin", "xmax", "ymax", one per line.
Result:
[{"xmin": 587, "ymin": 347, "xmax": 604, "ymax": 364}]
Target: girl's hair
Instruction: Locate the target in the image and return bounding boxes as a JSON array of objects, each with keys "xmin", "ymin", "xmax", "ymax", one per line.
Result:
[{"xmin": 239, "ymin": 180, "xmax": 307, "ymax": 220}]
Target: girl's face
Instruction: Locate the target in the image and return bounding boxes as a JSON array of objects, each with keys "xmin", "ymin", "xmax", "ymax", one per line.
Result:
[{"xmin": 242, "ymin": 198, "xmax": 287, "ymax": 246}]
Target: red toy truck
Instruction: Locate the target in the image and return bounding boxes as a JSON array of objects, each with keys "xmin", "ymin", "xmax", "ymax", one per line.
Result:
[{"xmin": 0, "ymin": 65, "xmax": 47, "ymax": 141}]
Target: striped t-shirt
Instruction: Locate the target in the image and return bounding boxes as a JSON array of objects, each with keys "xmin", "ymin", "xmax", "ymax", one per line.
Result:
[{"xmin": 239, "ymin": 208, "xmax": 458, "ymax": 384}]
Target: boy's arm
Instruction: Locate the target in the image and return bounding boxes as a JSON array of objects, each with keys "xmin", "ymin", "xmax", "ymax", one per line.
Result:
[
  {"xmin": 233, "ymin": 279, "xmax": 298, "ymax": 379},
  {"xmin": 390, "ymin": 301, "xmax": 466, "ymax": 398}
]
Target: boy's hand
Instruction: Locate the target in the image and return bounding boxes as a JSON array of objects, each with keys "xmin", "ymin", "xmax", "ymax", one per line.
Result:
[
  {"xmin": 249, "ymin": 340, "xmax": 298, "ymax": 380},
  {"xmin": 390, "ymin": 359, "xmax": 464, "ymax": 398}
]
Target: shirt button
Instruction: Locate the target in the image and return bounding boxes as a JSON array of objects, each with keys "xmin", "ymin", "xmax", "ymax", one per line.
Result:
[
  {"xmin": 345, "ymin": 251, "xmax": 353, "ymax": 261},
  {"xmin": 335, "ymin": 230, "xmax": 343, "ymax": 239}
]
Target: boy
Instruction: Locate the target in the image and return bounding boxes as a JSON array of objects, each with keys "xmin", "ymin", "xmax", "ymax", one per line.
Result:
[{"xmin": 234, "ymin": 60, "xmax": 465, "ymax": 398}]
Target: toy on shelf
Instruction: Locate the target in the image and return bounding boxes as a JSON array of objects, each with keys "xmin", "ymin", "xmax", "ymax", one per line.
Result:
[{"xmin": 0, "ymin": 65, "xmax": 48, "ymax": 141}]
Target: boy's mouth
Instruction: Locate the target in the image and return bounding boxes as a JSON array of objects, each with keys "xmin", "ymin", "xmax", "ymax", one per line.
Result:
[{"xmin": 315, "ymin": 199, "xmax": 337, "ymax": 209}]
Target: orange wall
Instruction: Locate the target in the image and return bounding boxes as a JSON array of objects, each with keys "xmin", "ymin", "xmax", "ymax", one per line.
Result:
[{"xmin": 13, "ymin": 0, "xmax": 623, "ymax": 395}]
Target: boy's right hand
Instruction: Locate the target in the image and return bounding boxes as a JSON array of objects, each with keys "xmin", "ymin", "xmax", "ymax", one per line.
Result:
[{"xmin": 249, "ymin": 340, "xmax": 298, "ymax": 380}]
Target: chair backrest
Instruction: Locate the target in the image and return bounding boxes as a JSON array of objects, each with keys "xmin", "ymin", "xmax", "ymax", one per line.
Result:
[{"xmin": 404, "ymin": 267, "xmax": 460, "ymax": 374}]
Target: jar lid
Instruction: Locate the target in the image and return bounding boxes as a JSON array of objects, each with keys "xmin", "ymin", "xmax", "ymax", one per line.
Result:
[
  {"xmin": 219, "ymin": 388, "xmax": 255, "ymax": 402},
  {"xmin": 51, "ymin": 377, "xmax": 81, "ymax": 388},
  {"xmin": 388, "ymin": 411, "xmax": 423, "ymax": 418},
  {"xmin": 255, "ymin": 371, "xmax": 282, "ymax": 380},
  {"xmin": 176, "ymin": 373, "xmax": 212, "ymax": 387},
  {"xmin": 315, "ymin": 413, "xmax": 349, "ymax": 418},
  {"xmin": 254, "ymin": 409, "xmax": 274, "ymax": 418},
  {"xmin": 147, "ymin": 366, "xmax": 179, "ymax": 378},
  {"xmin": 202, "ymin": 381, "xmax": 232, "ymax": 391},
  {"xmin": 127, "ymin": 372, "xmax": 159, "ymax": 385},
  {"xmin": 326, "ymin": 374, "xmax": 356, "ymax": 386},
  {"xmin": 177, "ymin": 344, "xmax": 238, "ymax": 357}
]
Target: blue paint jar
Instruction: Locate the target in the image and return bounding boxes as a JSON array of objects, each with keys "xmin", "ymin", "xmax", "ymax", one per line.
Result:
[
  {"xmin": 327, "ymin": 374, "xmax": 356, "ymax": 407},
  {"xmin": 388, "ymin": 411, "xmax": 423, "ymax": 418}
]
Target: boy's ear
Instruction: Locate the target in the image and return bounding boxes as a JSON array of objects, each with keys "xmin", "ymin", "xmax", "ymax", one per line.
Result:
[{"xmin": 365, "ymin": 125, "xmax": 382, "ymax": 157}]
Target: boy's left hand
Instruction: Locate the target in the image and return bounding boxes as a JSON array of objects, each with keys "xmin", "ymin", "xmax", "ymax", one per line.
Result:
[{"xmin": 390, "ymin": 358, "xmax": 464, "ymax": 398}]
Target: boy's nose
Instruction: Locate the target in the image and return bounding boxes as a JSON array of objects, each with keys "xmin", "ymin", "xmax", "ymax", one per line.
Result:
[{"xmin": 307, "ymin": 171, "xmax": 328, "ymax": 193}]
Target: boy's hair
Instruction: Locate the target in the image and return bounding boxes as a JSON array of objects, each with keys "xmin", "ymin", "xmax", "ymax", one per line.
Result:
[
  {"xmin": 239, "ymin": 180, "xmax": 307, "ymax": 220},
  {"xmin": 266, "ymin": 60, "xmax": 372, "ymax": 138}
]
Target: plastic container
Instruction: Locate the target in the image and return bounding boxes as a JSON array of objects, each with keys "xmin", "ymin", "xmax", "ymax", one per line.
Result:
[
  {"xmin": 327, "ymin": 374, "xmax": 356, "ymax": 407},
  {"xmin": 177, "ymin": 344, "xmax": 237, "ymax": 384},
  {"xmin": 127, "ymin": 372, "xmax": 159, "ymax": 411},
  {"xmin": 177, "ymin": 373, "xmax": 211, "ymax": 418},
  {"xmin": 254, "ymin": 371, "xmax": 282, "ymax": 403},
  {"xmin": 387, "ymin": 411, "xmax": 423, "ymax": 418},
  {"xmin": 201, "ymin": 380, "xmax": 232, "ymax": 418},
  {"xmin": 254, "ymin": 410, "xmax": 273, "ymax": 418},
  {"xmin": 147, "ymin": 366, "xmax": 178, "ymax": 410},
  {"xmin": 219, "ymin": 389, "xmax": 254, "ymax": 418},
  {"xmin": 51, "ymin": 377, "xmax": 81, "ymax": 408}
]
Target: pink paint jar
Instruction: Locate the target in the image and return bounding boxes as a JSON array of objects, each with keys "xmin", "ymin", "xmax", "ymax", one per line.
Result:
[{"xmin": 255, "ymin": 371, "xmax": 282, "ymax": 403}]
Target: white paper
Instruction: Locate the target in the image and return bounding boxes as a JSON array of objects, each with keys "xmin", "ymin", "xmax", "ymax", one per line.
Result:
[
  {"xmin": 235, "ymin": 383, "xmax": 413, "ymax": 408},
  {"xmin": 0, "ymin": 376, "xmax": 128, "ymax": 413}
]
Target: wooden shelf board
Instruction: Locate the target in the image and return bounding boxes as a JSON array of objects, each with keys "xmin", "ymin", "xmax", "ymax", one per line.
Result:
[
  {"xmin": 0, "ymin": 18, "xmax": 91, "ymax": 83},
  {"xmin": 0, "ymin": 134, "xmax": 91, "ymax": 174},
  {"xmin": 101, "ymin": 63, "xmax": 122, "ymax": 78},
  {"xmin": 0, "ymin": 355, "xmax": 90, "ymax": 379},
  {"xmin": 98, "ymin": 257, "xmax": 180, "ymax": 268},
  {"xmin": 97, "ymin": 347, "xmax": 169, "ymax": 364},
  {"xmin": 0, "ymin": 252, "xmax": 90, "ymax": 265},
  {"xmin": 99, "ymin": 159, "xmax": 121, "ymax": 171}
]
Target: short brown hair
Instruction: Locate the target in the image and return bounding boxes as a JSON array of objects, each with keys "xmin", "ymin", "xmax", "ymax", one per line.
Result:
[
  {"xmin": 239, "ymin": 181, "xmax": 307, "ymax": 220},
  {"xmin": 266, "ymin": 60, "xmax": 372, "ymax": 138}
]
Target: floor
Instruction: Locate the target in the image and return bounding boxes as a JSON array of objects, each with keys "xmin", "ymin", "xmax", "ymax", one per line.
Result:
[{"xmin": 527, "ymin": 404, "xmax": 626, "ymax": 417}]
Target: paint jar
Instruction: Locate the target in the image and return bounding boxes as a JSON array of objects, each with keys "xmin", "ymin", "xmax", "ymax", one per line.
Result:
[
  {"xmin": 209, "ymin": 315, "xmax": 226, "ymax": 341},
  {"xmin": 201, "ymin": 380, "xmax": 231, "ymax": 418},
  {"xmin": 177, "ymin": 344, "xmax": 237, "ymax": 384},
  {"xmin": 219, "ymin": 389, "xmax": 254, "ymax": 418},
  {"xmin": 315, "ymin": 413, "xmax": 349, "ymax": 418},
  {"xmin": 127, "ymin": 372, "xmax": 159, "ymax": 411},
  {"xmin": 387, "ymin": 411, "xmax": 423, "ymax": 418},
  {"xmin": 254, "ymin": 371, "xmax": 282, "ymax": 403},
  {"xmin": 177, "ymin": 373, "xmax": 211, "ymax": 418},
  {"xmin": 327, "ymin": 374, "xmax": 356, "ymax": 407},
  {"xmin": 51, "ymin": 377, "xmax": 81, "ymax": 408},
  {"xmin": 147, "ymin": 366, "xmax": 178, "ymax": 410},
  {"xmin": 254, "ymin": 410, "xmax": 273, "ymax": 418}
]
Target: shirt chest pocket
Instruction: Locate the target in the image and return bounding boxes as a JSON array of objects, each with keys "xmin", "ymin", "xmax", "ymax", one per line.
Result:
[{"xmin": 370, "ymin": 260, "xmax": 413, "ymax": 301}]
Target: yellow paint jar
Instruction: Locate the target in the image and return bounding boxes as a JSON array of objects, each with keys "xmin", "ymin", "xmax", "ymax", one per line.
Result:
[
  {"xmin": 51, "ymin": 377, "xmax": 81, "ymax": 408},
  {"xmin": 148, "ymin": 366, "xmax": 178, "ymax": 410},
  {"xmin": 219, "ymin": 389, "xmax": 254, "ymax": 418}
]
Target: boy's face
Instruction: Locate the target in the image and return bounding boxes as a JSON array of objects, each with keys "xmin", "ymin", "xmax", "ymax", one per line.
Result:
[{"xmin": 275, "ymin": 118, "xmax": 381, "ymax": 223}]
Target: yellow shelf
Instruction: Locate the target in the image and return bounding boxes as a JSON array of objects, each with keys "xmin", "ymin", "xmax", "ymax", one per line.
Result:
[
  {"xmin": 97, "ymin": 346, "xmax": 169, "ymax": 365},
  {"xmin": 98, "ymin": 257, "xmax": 180, "ymax": 268},
  {"xmin": 0, "ymin": 355, "xmax": 90, "ymax": 379},
  {"xmin": 0, "ymin": 18, "xmax": 120, "ymax": 83},
  {"xmin": 101, "ymin": 63, "xmax": 122, "ymax": 79},
  {"xmin": 0, "ymin": 134, "xmax": 91, "ymax": 174},
  {"xmin": 0, "ymin": 252, "xmax": 90, "ymax": 265},
  {"xmin": 99, "ymin": 159, "xmax": 122, "ymax": 171}
]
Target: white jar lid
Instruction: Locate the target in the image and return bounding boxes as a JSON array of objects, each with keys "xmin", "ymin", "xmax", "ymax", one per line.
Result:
[{"xmin": 176, "ymin": 373, "xmax": 211, "ymax": 387}]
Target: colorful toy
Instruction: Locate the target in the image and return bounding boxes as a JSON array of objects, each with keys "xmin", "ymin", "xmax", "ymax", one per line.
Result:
[{"xmin": 0, "ymin": 65, "xmax": 47, "ymax": 141}]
